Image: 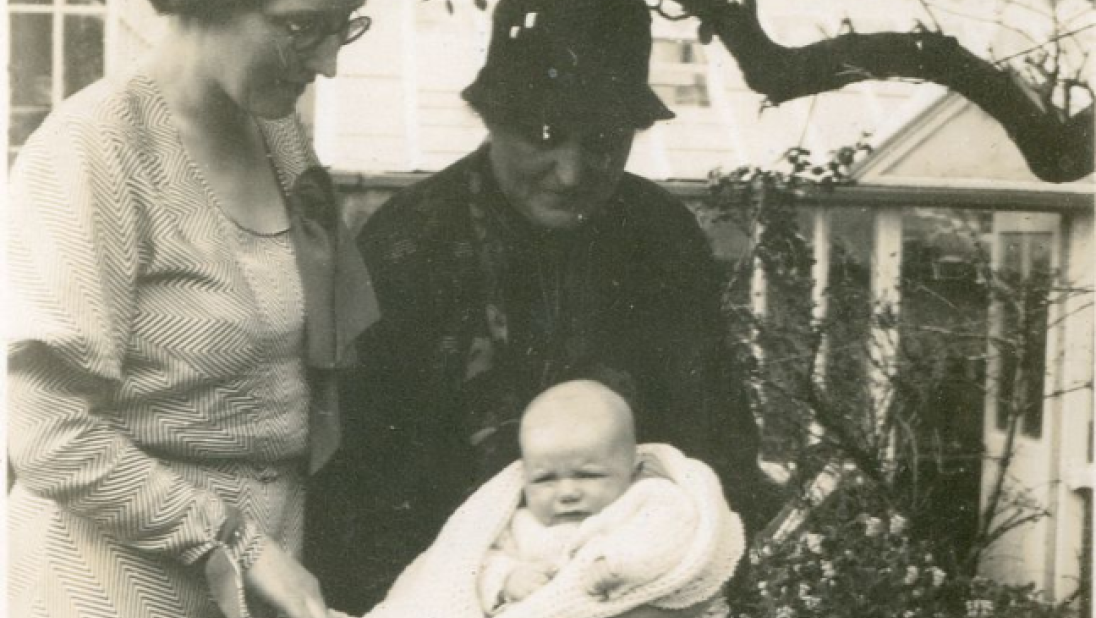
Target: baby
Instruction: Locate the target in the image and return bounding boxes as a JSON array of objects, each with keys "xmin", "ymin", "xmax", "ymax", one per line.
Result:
[
  {"xmin": 478, "ymin": 380, "xmax": 699, "ymax": 613},
  {"xmin": 359, "ymin": 379, "xmax": 744, "ymax": 618}
]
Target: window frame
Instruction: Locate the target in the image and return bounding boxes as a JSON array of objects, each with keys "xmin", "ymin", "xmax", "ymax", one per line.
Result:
[
  {"xmin": 8, "ymin": 0, "xmax": 109, "ymax": 159},
  {"xmin": 649, "ymin": 37, "xmax": 712, "ymax": 109}
]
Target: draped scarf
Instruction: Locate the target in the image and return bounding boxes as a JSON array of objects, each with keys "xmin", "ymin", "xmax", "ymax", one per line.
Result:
[{"xmin": 286, "ymin": 165, "xmax": 380, "ymax": 473}]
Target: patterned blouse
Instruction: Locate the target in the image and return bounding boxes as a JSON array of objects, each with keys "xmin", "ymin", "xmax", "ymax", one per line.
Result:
[{"xmin": 7, "ymin": 70, "xmax": 319, "ymax": 618}]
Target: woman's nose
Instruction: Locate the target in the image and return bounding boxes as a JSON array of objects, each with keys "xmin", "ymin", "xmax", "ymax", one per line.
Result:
[
  {"xmin": 549, "ymin": 140, "xmax": 586, "ymax": 189},
  {"xmin": 304, "ymin": 35, "xmax": 341, "ymax": 78}
]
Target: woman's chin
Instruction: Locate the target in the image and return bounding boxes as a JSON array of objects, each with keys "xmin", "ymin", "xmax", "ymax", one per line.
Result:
[
  {"xmin": 247, "ymin": 92, "xmax": 301, "ymax": 120},
  {"xmin": 524, "ymin": 203, "xmax": 594, "ymax": 231}
]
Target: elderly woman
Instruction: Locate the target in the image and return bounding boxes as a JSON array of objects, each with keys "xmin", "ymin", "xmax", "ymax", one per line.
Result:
[
  {"xmin": 309, "ymin": 0, "xmax": 779, "ymax": 614},
  {"xmin": 6, "ymin": 1, "xmax": 375, "ymax": 617}
]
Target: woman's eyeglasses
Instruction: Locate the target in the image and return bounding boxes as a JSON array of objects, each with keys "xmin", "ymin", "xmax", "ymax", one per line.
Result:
[{"xmin": 269, "ymin": 11, "xmax": 372, "ymax": 53}]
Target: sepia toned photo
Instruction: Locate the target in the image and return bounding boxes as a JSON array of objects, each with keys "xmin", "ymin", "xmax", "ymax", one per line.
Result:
[{"xmin": 5, "ymin": 1, "xmax": 1093, "ymax": 617}]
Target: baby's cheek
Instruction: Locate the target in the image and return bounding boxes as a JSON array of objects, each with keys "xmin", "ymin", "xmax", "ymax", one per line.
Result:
[{"xmin": 525, "ymin": 490, "xmax": 554, "ymax": 522}]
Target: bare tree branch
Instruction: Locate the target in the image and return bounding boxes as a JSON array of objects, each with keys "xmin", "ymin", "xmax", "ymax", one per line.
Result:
[{"xmin": 667, "ymin": 0, "xmax": 1094, "ymax": 183}]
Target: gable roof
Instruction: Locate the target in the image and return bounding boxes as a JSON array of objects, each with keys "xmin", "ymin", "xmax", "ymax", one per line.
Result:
[{"xmin": 851, "ymin": 91, "xmax": 1094, "ymax": 194}]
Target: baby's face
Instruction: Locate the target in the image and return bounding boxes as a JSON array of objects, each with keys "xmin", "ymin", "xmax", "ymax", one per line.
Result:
[{"xmin": 521, "ymin": 429, "xmax": 634, "ymax": 527}]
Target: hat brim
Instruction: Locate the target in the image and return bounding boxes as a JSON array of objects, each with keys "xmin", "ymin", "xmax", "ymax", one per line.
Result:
[{"xmin": 462, "ymin": 74, "xmax": 675, "ymax": 131}]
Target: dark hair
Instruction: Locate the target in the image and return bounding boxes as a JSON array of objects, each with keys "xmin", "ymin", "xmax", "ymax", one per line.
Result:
[{"xmin": 147, "ymin": 0, "xmax": 262, "ymax": 20}]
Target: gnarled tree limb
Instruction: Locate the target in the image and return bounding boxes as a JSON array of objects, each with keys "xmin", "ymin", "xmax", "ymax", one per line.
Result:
[{"xmin": 672, "ymin": 0, "xmax": 1093, "ymax": 183}]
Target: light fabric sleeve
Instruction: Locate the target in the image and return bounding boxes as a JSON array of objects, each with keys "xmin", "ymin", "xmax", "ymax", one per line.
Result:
[
  {"xmin": 6, "ymin": 106, "xmax": 254, "ymax": 566},
  {"xmin": 478, "ymin": 544, "xmax": 521, "ymax": 614},
  {"xmin": 572, "ymin": 478, "xmax": 699, "ymax": 598},
  {"xmin": 479, "ymin": 509, "xmax": 577, "ymax": 613}
]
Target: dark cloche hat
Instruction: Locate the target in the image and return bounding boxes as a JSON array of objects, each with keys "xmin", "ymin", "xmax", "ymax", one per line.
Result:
[{"xmin": 462, "ymin": 0, "xmax": 675, "ymax": 131}]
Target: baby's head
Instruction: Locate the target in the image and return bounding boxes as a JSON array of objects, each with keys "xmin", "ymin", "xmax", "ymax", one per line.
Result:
[{"xmin": 519, "ymin": 379, "xmax": 638, "ymax": 527}]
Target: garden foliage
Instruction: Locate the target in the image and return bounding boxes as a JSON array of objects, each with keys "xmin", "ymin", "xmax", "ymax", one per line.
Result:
[{"xmin": 699, "ymin": 145, "xmax": 1087, "ymax": 618}]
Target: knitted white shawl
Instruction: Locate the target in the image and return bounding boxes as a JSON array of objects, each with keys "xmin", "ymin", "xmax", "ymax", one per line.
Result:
[{"xmin": 363, "ymin": 444, "xmax": 745, "ymax": 618}]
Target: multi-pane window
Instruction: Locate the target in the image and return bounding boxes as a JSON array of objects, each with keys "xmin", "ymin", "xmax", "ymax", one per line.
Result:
[
  {"xmin": 8, "ymin": 0, "xmax": 106, "ymax": 159},
  {"xmin": 722, "ymin": 197, "xmax": 1062, "ymax": 475},
  {"xmin": 650, "ymin": 38, "xmax": 710, "ymax": 107}
]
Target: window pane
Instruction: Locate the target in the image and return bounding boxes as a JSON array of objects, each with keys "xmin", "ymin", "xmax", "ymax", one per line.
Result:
[
  {"xmin": 651, "ymin": 40, "xmax": 681, "ymax": 64},
  {"xmin": 751, "ymin": 201, "xmax": 816, "ymax": 461},
  {"xmin": 995, "ymin": 230, "xmax": 1053, "ymax": 438},
  {"xmin": 1021, "ymin": 233, "xmax": 1052, "ymax": 438},
  {"xmin": 675, "ymin": 75, "xmax": 710, "ymax": 107},
  {"xmin": 64, "ymin": 15, "xmax": 105, "ymax": 96},
  {"xmin": 1002, "ymin": 232, "xmax": 1024, "ymax": 276},
  {"xmin": 10, "ymin": 13, "xmax": 53, "ymax": 107},
  {"xmin": 10, "ymin": 0, "xmax": 52, "ymax": 5},
  {"xmin": 901, "ymin": 207, "xmax": 991, "ymax": 367},
  {"xmin": 1029, "ymin": 234, "xmax": 1053, "ymax": 274},
  {"xmin": 650, "ymin": 40, "xmax": 710, "ymax": 107},
  {"xmin": 696, "ymin": 186, "xmax": 819, "ymax": 462},
  {"xmin": 998, "ymin": 232, "xmax": 1024, "ymax": 430},
  {"xmin": 681, "ymin": 41, "xmax": 705, "ymax": 64},
  {"xmin": 652, "ymin": 84, "xmax": 675, "ymax": 102},
  {"xmin": 9, "ymin": 108, "xmax": 52, "ymax": 150},
  {"xmin": 824, "ymin": 206, "xmax": 874, "ymax": 415},
  {"xmin": 67, "ymin": 0, "xmax": 107, "ymax": 5},
  {"xmin": 900, "ymin": 207, "xmax": 991, "ymax": 557}
]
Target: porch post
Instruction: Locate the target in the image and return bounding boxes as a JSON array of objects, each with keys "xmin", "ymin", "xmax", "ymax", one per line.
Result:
[
  {"xmin": 1044, "ymin": 208, "xmax": 1094, "ymax": 601},
  {"xmin": 869, "ymin": 206, "xmax": 904, "ymax": 465}
]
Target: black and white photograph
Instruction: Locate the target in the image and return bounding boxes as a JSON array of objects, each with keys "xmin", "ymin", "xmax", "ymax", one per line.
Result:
[{"xmin": 5, "ymin": 0, "xmax": 1094, "ymax": 617}]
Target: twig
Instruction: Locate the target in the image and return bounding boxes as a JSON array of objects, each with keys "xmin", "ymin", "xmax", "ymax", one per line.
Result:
[
  {"xmin": 926, "ymin": 3, "xmax": 1042, "ymax": 48},
  {"xmin": 994, "ymin": 24, "xmax": 1096, "ymax": 66},
  {"xmin": 916, "ymin": 0, "xmax": 943, "ymax": 33}
]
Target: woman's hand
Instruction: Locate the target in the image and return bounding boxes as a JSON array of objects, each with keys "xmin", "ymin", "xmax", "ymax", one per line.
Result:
[{"xmin": 244, "ymin": 541, "xmax": 328, "ymax": 618}]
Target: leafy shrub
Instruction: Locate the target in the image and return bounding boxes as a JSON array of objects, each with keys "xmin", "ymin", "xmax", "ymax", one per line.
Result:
[{"xmin": 728, "ymin": 482, "xmax": 1078, "ymax": 618}]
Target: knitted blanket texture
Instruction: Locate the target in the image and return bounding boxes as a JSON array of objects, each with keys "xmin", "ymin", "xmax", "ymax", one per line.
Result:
[{"xmin": 362, "ymin": 444, "xmax": 745, "ymax": 618}]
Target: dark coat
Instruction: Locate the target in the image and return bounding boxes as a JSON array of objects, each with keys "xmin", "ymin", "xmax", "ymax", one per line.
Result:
[{"xmin": 307, "ymin": 147, "xmax": 771, "ymax": 613}]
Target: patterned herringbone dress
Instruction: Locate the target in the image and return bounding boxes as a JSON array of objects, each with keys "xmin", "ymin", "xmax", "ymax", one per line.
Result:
[{"xmin": 7, "ymin": 70, "xmax": 319, "ymax": 618}]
